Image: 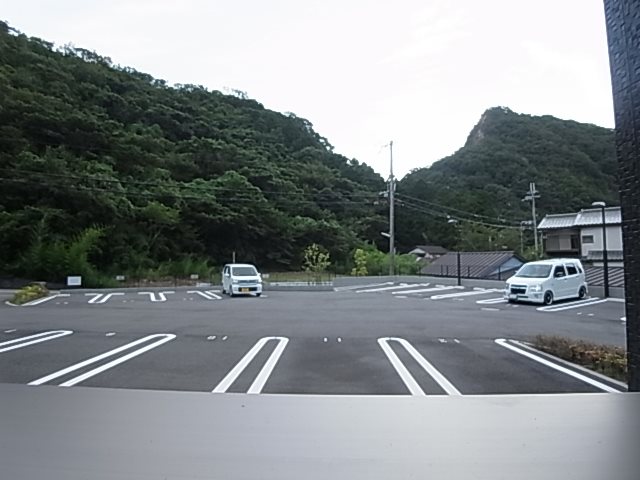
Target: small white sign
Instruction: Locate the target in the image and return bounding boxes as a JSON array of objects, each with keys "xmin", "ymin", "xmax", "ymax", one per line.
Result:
[
  {"xmin": 67, "ymin": 276, "xmax": 82, "ymax": 287},
  {"xmin": 262, "ymin": 273, "xmax": 270, "ymax": 279},
  {"xmin": 115, "ymin": 275, "xmax": 126, "ymax": 281},
  {"xmin": 190, "ymin": 274, "xmax": 199, "ymax": 280}
]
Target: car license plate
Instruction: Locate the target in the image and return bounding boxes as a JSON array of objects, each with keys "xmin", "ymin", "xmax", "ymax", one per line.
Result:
[
  {"xmin": 241, "ymin": 288, "xmax": 249, "ymax": 293},
  {"xmin": 509, "ymin": 294, "xmax": 517, "ymax": 300}
]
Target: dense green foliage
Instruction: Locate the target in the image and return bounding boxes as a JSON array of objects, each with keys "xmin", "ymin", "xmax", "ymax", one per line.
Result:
[
  {"xmin": 10, "ymin": 282, "xmax": 48, "ymax": 305},
  {"xmin": 0, "ymin": 22, "xmax": 386, "ymax": 282},
  {"xmin": 396, "ymin": 107, "xmax": 618, "ymax": 253}
]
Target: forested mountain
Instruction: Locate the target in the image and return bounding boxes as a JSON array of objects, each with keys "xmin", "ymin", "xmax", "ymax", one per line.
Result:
[
  {"xmin": 0, "ymin": 21, "xmax": 386, "ymax": 282},
  {"xmin": 396, "ymin": 107, "xmax": 618, "ymax": 253}
]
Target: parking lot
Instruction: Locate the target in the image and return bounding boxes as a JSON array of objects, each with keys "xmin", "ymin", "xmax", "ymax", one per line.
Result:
[{"xmin": 0, "ymin": 282, "xmax": 627, "ymax": 396}]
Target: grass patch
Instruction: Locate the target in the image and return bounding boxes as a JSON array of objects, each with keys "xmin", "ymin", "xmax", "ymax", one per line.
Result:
[
  {"xmin": 11, "ymin": 283, "xmax": 49, "ymax": 305},
  {"xmin": 533, "ymin": 335, "xmax": 627, "ymax": 382},
  {"xmin": 264, "ymin": 271, "xmax": 335, "ymax": 283}
]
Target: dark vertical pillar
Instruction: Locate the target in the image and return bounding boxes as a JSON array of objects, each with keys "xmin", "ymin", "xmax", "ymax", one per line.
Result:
[{"xmin": 603, "ymin": 0, "xmax": 640, "ymax": 390}]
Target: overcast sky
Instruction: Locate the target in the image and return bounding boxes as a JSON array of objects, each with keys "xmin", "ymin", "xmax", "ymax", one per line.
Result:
[{"xmin": 3, "ymin": 0, "xmax": 614, "ymax": 178}]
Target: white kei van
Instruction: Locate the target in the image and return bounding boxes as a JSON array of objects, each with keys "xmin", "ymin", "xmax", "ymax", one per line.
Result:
[
  {"xmin": 221, "ymin": 263, "xmax": 263, "ymax": 297},
  {"xmin": 504, "ymin": 259, "xmax": 588, "ymax": 305}
]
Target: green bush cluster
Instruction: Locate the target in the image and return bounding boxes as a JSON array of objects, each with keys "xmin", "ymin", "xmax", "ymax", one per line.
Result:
[
  {"xmin": 533, "ymin": 335, "xmax": 627, "ymax": 382},
  {"xmin": 11, "ymin": 283, "xmax": 49, "ymax": 305},
  {"xmin": 349, "ymin": 245, "xmax": 421, "ymax": 276}
]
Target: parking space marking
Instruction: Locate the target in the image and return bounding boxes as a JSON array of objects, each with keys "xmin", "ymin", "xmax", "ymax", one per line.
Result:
[
  {"xmin": 430, "ymin": 289, "xmax": 501, "ymax": 300},
  {"xmin": 206, "ymin": 290, "xmax": 222, "ymax": 300},
  {"xmin": 476, "ymin": 297, "xmax": 507, "ymax": 305},
  {"xmin": 392, "ymin": 285, "xmax": 462, "ymax": 295},
  {"xmin": 378, "ymin": 337, "xmax": 461, "ymax": 396},
  {"xmin": 355, "ymin": 283, "xmax": 430, "ymax": 293},
  {"xmin": 187, "ymin": 290, "xmax": 220, "ymax": 301},
  {"xmin": 28, "ymin": 334, "xmax": 176, "ymax": 387},
  {"xmin": 21, "ymin": 294, "xmax": 70, "ymax": 306},
  {"xmin": 537, "ymin": 298, "xmax": 606, "ymax": 312},
  {"xmin": 85, "ymin": 292, "xmax": 125, "ymax": 304},
  {"xmin": 0, "ymin": 330, "xmax": 73, "ymax": 353},
  {"xmin": 212, "ymin": 336, "xmax": 289, "ymax": 394},
  {"xmin": 334, "ymin": 282, "xmax": 394, "ymax": 292},
  {"xmin": 494, "ymin": 339, "xmax": 622, "ymax": 393},
  {"xmin": 138, "ymin": 291, "xmax": 175, "ymax": 302}
]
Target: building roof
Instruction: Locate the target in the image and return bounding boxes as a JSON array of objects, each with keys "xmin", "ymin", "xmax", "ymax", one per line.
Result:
[
  {"xmin": 538, "ymin": 207, "xmax": 621, "ymax": 230},
  {"xmin": 421, "ymin": 251, "xmax": 523, "ymax": 279},
  {"xmin": 409, "ymin": 245, "xmax": 449, "ymax": 255}
]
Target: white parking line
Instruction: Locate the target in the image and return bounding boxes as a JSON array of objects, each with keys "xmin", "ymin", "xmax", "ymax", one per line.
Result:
[
  {"xmin": 138, "ymin": 291, "xmax": 175, "ymax": 302},
  {"xmin": 28, "ymin": 334, "xmax": 176, "ymax": 387},
  {"xmin": 206, "ymin": 290, "xmax": 222, "ymax": 300},
  {"xmin": 378, "ymin": 337, "xmax": 461, "ymax": 396},
  {"xmin": 188, "ymin": 290, "xmax": 219, "ymax": 300},
  {"xmin": 476, "ymin": 297, "xmax": 508, "ymax": 305},
  {"xmin": 392, "ymin": 286, "xmax": 462, "ymax": 295},
  {"xmin": 537, "ymin": 298, "xmax": 607, "ymax": 312},
  {"xmin": 430, "ymin": 289, "xmax": 501, "ymax": 300},
  {"xmin": 0, "ymin": 330, "xmax": 73, "ymax": 353},
  {"xmin": 85, "ymin": 292, "xmax": 125, "ymax": 304},
  {"xmin": 494, "ymin": 339, "xmax": 622, "ymax": 393},
  {"xmin": 334, "ymin": 282, "xmax": 394, "ymax": 292},
  {"xmin": 21, "ymin": 294, "xmax": 70, "ymax": 306},
  {"xmin": 212, "ymin": 337, "xmax": 289, "ymax": 394},
  {"xmin": 356, "ymin": 283, "xmax": 430, "ymax": 293}
]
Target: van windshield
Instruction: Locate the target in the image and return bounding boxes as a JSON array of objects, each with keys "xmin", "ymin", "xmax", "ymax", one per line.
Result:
[
  {"xmin": 232, "ymin": 266, "xmax": 257, "ymax": 276},
  {"xmin": 515, "ymin": 264, "xmax": 552, "ymax": 278}
]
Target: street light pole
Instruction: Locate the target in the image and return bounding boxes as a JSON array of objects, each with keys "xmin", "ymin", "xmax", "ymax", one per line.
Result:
[
  {"xmin": 522, "ymin": 183, "xmax": 540, "ymax": 255},
  {"xmin": 388, "ymin": 141, "xmax": 395, "ymax": 276},
  {"xmin": 448, "ymin": 218, "xmax": 461, "ymax": 286},
  {"xmin": 592, "ymin": 201, "xmax": 610, "ymax": 298}
]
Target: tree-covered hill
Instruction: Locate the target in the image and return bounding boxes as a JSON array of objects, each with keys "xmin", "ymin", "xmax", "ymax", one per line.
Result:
[
  {"xmin": 0, "ymin": 21, "xmax": 386, "ymax": 282},
  {"xmin": 396, "ymin": 107, "xmax": 618, "ymax": 253}
]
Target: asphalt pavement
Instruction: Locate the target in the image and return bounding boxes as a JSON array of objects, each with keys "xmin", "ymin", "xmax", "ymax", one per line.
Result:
[{"xmin": 0, "ymin": 282, "xmax": 627, "ymax": 396}]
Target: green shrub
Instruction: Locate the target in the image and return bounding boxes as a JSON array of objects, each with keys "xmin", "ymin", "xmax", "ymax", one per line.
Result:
[
  {"xmin": 533, "ymin": 335, "xmax": 627, "ymax": 382},
  {"xmin": 11, "ymin": 283, "xmax": 49, "ymax": 305}
]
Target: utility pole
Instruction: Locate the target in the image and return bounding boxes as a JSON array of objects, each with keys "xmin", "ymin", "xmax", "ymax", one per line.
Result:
[
  {"xmin": 522, "ymin": 183, "xmax": 540, "ymax": 255},
  {"xmin": 388, "ymin": 140, "xmax": 395, "ymax": 276}
]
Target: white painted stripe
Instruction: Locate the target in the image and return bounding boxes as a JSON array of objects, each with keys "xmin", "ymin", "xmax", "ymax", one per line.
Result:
[
  {"xmin": 21, "ymin": 294, "xmax": 70, "ymax": 306},
  {"xmin": 212, "ymin": 337, "xmax": 288, "ymax": 393},
  {"xmin": 356, "ymin": 283, "xmax": 430, "ymax": 293},
  {"xmin": 494, "ymin": 339, "xmax": 622, "ymax": 393},
  {"xmin": 247, "ymin": 337, "xmax": 289, "ymax": 394},
  {"xmin": 4, "ymin": 329, "xmax": 17, "ymax": 333},
  {"xmin": 378, "ymin": 337, "xmax": 461, "ymax": 396},
  {"xmin": 537, "ymin": 298, "xmax": 607, "ymax": 312},
  {"xmin": 607, "ymin": 298, "xmax": 625, "ymax": 303},
  {"xmin": 392, "ymin": 286, "xmax": 462, "ymax": 295},
  {"xmin": 0, "ymin": 330, "xmax": 73, "ymax": 353},
  {"xmin": 378, "ymin": 338, "xmax": 425, "ymax": 396},
  {"xmin": 206, "ymin": 290, "xmax": 222, "ymax": 300},
  {"xmin": 480, "ymin": 307, "xmax": 500, "ymax": 312},
  {"xmin": 85, "ymin": 293, "xmax": 104, "ymax": 304},
  {"xmin": 96, "ymin": 292, "xmax": 124, "ymax": 304},
  {"xmin": 476, "ymin": 297, "xmax": 508, "ymax": 304},
  {"xmin": 138, "ymin": 291, "xmax": 174, "ymax": 302},
  {"xmin": 28, "ymin": 334, "xmax": 175, "ymax": 386},
  {"xmin": 58, "ymin": 334, "xmax": 176, "ymax": 387},
  {"xmin": 188, "ymin": 290, "xmax": 215, "ymax": 300},
  {"xmin": 334, "ymin": 282, "xmax": 393, "ymax": 292},
  {"xmin": 430, "ymin": 289, "xmax": 501, "ymax": 300}
]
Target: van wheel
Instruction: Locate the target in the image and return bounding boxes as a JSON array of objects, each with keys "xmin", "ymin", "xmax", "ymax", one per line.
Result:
[
  {"xmin": 578, "ymin": 286, "xmax": 587, "ymax": 299},
  {"xmin": 221, "ymin": 287, "xmax": 226, "ymax": 295},
  {"xmin": 543, "ymin": 291, "xmax": 554, "ymax": 305},
  {"xmin": 256, "ymin": 293, "xmax": 261, "ymax": 297}
]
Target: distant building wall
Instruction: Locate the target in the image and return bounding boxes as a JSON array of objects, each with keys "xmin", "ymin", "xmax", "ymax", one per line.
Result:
[{"xmin": 579, "ymin": 225, "xmax": 623, "ymax": 257}]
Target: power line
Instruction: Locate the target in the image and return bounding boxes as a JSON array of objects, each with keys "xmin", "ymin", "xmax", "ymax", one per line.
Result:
[
  {"xmin": 0, "ymin": 177, "xmax": 378, "ymax": 207},
  {"xmin": 399, "ymin": 199, "xmax": 521, "ymax": 230},
  {"xmin": 0, "ymin": 167, "xmax": 378, "ymax": 201},
  {"xmin": 395, "ymin": 192, "xmax": 521, "ymax": 226}
]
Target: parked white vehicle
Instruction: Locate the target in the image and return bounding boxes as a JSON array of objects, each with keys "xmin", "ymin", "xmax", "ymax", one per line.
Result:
[
  {"xmin": 504, "ymin": 259, "xmax": 588, "ymax": 305},
  {"xmin": 221, "ymin": 263, "xmax": 263, "ymax": 297}
]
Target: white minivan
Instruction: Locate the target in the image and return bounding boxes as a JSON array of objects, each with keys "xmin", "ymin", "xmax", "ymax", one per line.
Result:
[
  {"xmin": 221, "ymin": 263, "xmax": 263, "ymax": 297},
  {"xmin": 504, "ymin": 259, "xmax": 588, "ymax": 305}
]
